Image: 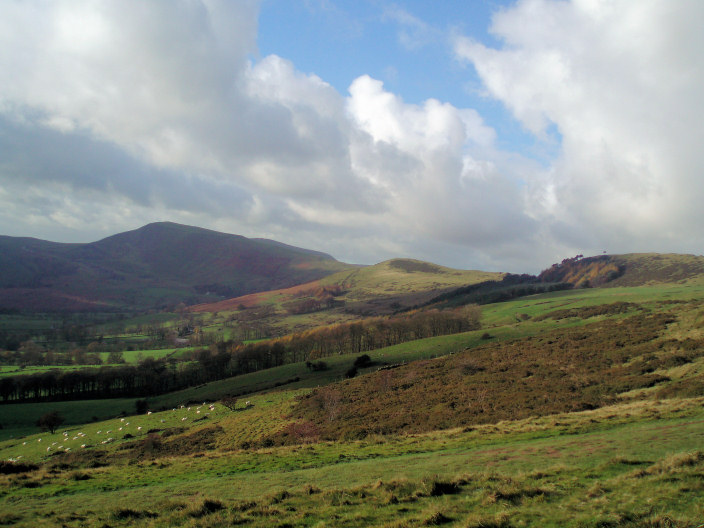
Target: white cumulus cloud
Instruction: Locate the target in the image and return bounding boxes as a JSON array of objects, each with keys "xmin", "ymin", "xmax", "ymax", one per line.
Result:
[
  {"xmin": 455, "ymin": 0, "xmax": 704, "ymax": 255},
  {"xmin": 0, "ymin": 0, "xmax": 539, "ymax": 269},
  {"xmin": 1, "ymin": 0, "xmax": 700, "ymax": 272}
]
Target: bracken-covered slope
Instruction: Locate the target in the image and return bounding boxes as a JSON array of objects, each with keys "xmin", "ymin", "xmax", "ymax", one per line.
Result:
[
  {"xmin": 538, "ymin": 253, "xmax": 704, "ymax": 288},
  {"xmin": 0, "ymin": 222, "xmax": 352, "ymax": 312}
]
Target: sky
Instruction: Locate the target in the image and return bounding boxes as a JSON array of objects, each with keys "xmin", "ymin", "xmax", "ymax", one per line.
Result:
[{"xmin": 0, "ymin": 0, "xmax": 702, "ymax": 273}]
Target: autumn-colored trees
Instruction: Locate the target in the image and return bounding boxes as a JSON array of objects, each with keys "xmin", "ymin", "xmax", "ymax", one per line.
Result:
[{"xmin": 1, "ymin": 306, "xmax": 482, "ymax": 403}]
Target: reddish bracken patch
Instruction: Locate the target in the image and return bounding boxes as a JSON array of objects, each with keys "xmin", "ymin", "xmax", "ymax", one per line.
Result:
[{"xmin": 190, "ymin": 279, "xmax": 324, "ymax": 312}]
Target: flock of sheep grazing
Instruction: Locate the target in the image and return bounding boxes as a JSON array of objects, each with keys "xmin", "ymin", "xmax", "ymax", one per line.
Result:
[{"xmin": 4, "ymin": 399, "xmax": 256, "ymax": 463}]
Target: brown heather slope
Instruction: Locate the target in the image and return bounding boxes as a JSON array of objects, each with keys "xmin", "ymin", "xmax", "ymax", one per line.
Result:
[
  {"xmin": 190, "ymin": 279, "xmax": 328, "ymax": 312},
  {"xmin": 279, "ymin": 306, "xmax": 704, "ymax": 442}
]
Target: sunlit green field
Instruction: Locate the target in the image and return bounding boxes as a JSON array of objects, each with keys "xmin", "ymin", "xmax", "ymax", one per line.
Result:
[
  {"xmin": 1, "ymin": 396, "xmax": 702, "ymax": 527},
  {"xmin": 480, "ymin": 283, "xmax": 704, "ymax": 326}
]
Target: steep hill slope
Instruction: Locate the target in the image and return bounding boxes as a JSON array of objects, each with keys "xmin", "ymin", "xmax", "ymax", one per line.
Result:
[{"xmin": 0, "ymin": 222, "xmax": 352, "ymax": 312}]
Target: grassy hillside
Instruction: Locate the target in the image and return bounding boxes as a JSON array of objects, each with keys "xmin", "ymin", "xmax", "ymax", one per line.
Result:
[
  {"xmin": 0, "ymin": 222, "xmax": 353, "ymax": 312},
  {"xmin": 608, "ymin": 253, "xmax": 704, "ymax": 286},
  {"xmin": 1, "ymin": 395, "xmax": 703, "ymax": 526},
  {"xmin": 322, "ymin": 258, "xmax": 503, "ymax": 312},
  {"xmin": 3, "ymin": 256, "xmax": 704, "ymax": 526},
  {"xmin": 192, "ymin": 259, "xmax": 503, "ymax": 331}
]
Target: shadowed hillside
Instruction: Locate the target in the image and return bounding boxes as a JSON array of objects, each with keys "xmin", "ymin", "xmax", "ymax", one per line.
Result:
[{"xmin": 0, "ymin": 222, "xmax": 352, "ymax": 312}]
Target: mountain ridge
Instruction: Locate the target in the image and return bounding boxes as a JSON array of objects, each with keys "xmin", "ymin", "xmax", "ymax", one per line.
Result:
[
  {"xmin": 0, "ymin": 222, "xmax": 352, "ymax": 312},
  {"xmin": 3, "ymin": 222, "xmax": 704, "ymax": 314}
]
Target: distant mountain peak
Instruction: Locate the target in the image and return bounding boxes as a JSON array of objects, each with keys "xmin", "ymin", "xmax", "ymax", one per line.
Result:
[{"xmin": 0, "ymin": 223, "xmax": 353, "ymax": 312}]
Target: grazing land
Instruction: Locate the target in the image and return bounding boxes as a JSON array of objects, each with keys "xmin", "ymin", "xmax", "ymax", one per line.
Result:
[{"xmin": 2, "ymin": 249, "xmax": 704, "ymax": 526}]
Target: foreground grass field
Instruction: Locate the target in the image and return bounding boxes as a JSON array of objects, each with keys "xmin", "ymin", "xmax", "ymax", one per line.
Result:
[
  {"xmin": 0, "ymin": 397, "xmax": 702, "ymax": 527},
  {"xmin": 2, "ymin": 282, "xmax": 704, "ymax": 526}
]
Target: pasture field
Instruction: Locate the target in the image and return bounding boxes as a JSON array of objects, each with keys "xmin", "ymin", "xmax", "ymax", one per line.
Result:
[
  {"xmin": 91, "ymin": 312, "xmax": 180, "ymax": 335},
  {"xmin": 98, "ymin": 347, "xmax": 194, "ymax": 365},
  {"xmin": 480, "ymin": 283, "xmax": 704, "ymax": 326},
  {"xmin": 0, "ymin": 348, "xmax": 191, "ymax": 371},
  {"xmin": 1, "ymin": 280, "xmax": 704, "ymax": 526},
  {"xmin": 0, "ymin": 364, "xmax": 98, "ymax": 378},
  {"xmin": 0, "ymin": 348, "xmax": 194, "ymax": 383},
  {"xmin": 0, "ymin": 396, "xmax": 702, "ymax": 527},
  {"xmin": 0, "ymin": 398, "xmax": 141, "ymax": 440},
  {"xmin": 0, "ymin": 330, "xmax": 500, "ymax": 437}
]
